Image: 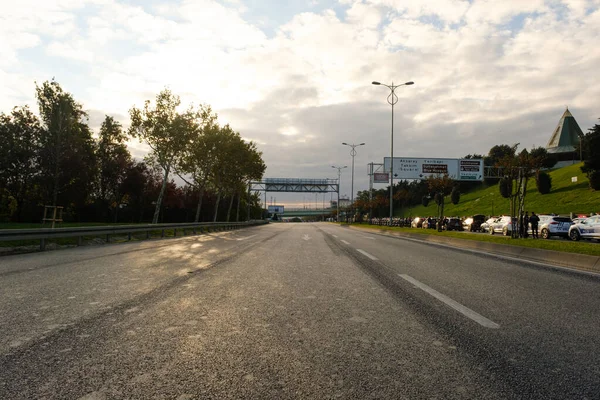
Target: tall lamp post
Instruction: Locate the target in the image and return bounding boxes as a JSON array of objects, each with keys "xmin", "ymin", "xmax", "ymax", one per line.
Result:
[
  {"xmin": 331, "ymin": 165, "xmax": 347, "ymax": 222},
  {"xmin": 342, "ymin": 142, "xmax": 365, "ymax": 222},
  {"xmin": 372, "ymin": 80, "xmax": 414, "ymax": 225}
]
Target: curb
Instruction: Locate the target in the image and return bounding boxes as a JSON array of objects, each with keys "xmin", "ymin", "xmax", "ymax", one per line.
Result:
[{"xmin": 348, "ymin": 225, "xmax": 600, "ymax": 275}]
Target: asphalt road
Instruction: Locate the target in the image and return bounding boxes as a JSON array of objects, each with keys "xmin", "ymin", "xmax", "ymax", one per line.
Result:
[{"xmin": 1, "ymin": 223, "xmax": 599, "ymax": 399}]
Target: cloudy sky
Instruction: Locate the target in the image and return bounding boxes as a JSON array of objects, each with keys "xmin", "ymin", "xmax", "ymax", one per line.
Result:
[{"xmin": 2, "ymin": 0, "xmax": 599, "ymax": 207}]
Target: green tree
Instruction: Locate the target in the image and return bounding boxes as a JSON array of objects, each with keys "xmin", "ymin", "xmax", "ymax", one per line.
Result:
[
  {"xmin": 36, "ymin": 80, "xmax": 97, "ymax": 214},
  {"xmin": 96, "ymin": 116, "xmax": 131, "ymax": 221},
  {"xmin": 580, "ymin": 121, "xmax": 600, "ymax": 190},
  {"xmin": 451, "ymin": 186, "xmax": 460, "ymax": 205},
  {"xmin": 426, "ymin": 174, "xmax": 454, "ymax": 231},
  {"xmin": 0, "ymin": 106, "xmax": 42, "ymax": 220},
  {"xmin": 129, "ymin": 89, "xmax": 197, "ymax": 223}
]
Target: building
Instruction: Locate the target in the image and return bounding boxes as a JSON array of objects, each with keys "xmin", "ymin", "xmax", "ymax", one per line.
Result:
[
  {"xmin": 546, "ymin": 108, "xmax": 584, "ymax": 162},
  {"xmin": 330, "ymin": 197, "xmax": 351, "ymax": 208}
]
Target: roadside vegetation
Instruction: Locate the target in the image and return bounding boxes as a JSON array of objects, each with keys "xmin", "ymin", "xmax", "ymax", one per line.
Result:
[{"xmin": 351, "ymin": 224, "xmax": 600, "ymax": 257}]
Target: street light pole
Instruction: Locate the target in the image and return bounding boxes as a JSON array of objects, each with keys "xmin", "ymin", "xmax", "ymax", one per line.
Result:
[
  {"xmin": 372, "ymin": 80, "xmax": 414, "ymax": 225},
  {"xmin": 331, "ymin": 165, "xmax": 347, "ymax": 222},
  {"xmin": 342, "ymin": 142, "xmax": 365, "ymax": 222}
]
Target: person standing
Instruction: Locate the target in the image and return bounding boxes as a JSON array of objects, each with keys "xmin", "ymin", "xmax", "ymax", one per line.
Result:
[{"xmin": 530, "ymin": 211, "xmax": 540, "ymax": 239}]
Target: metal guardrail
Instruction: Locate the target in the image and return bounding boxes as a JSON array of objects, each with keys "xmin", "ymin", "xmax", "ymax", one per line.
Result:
[{"xmin": 0, "ymin": 220, "xmax": 268, "ymax": 251}]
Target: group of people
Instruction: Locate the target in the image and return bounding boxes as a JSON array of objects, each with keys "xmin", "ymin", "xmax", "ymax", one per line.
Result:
[{"xmin": 519, "ymin": 211, "xmax": 541, "ymax": 238}]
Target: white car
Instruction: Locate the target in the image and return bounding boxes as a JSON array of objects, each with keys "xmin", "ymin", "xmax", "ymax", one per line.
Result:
[
  {"xmin": 535, "ymin": 215, "xmax": 573, "ymax": 239},
  {"xmin": 489, "ymin": 216, "xmax": 514, "ymax": 236},
  {"xmin": 568, "ymin": 216, "xmax": 600, "ymax": 241},
  {"xmin": 480, "ymin": 217, "xmax": 497, "ymax": 233}
]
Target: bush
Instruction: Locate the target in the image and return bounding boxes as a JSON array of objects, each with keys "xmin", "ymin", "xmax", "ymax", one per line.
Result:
[
  {"xmin": 421, "ymin": 195, "xmax": 429, "ymax": 207},
  {"xmin": 434, "ymin": 192, "xmax": 443, "ymax": 206},
  {"xmin": 588, "ymin": 170, "xmax": 600, "ymax": 190},
  {"xmin": 536, "ymin": 171, "xmax": 552, "ymax": 194},
  {"xmin": 499, "ymin": 178, "xmax": 512, "ymax": 198},
  {"xmin": 451, "ymin": 187, "xmax": 460, "ymax": 204}
]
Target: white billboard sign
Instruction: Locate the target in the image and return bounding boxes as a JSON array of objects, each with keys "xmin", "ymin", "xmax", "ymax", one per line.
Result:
[
  {"xmin": 268, "ymin": 205, "xmax": 285, "ymax": 214},
  {"xmin": 383, "ymin": 157, "xmax": 483, "ymax": 181}
]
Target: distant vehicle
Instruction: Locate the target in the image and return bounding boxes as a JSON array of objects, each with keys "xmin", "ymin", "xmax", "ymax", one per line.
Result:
[
  {"xmin": 568, "ymin": 216, "xmax": 600, "ymax": 241},
  {"xmin": 480, "ymin": 217, "xmax": 498, "ymax": 233},
  {"xmin": 489, "ymin": 216, "xmax": 513, "ymax": 236},
  {"xmin": 411, "ymin": 217, "xmax": 423, "ymax": 228},
  {"xmin": 536, "ymin": 215, "xmax": 573, "ymax": 239},
  {"xmin": 422, "ymin": 218, "xmax": 437, "ymax": 229},
  {"xmin": 463, "ymin": 214, "xmax": 486, "ymax": 232},
  {"xmin": 445, "ymin": 218, "xmax": 464, "ymax": 231}
]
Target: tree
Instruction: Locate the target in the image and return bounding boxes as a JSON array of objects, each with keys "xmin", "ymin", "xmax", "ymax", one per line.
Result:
[
  {"xmin": 96, "ymin": 116, "xmax": 131, "ymax": 221},
  {"xmin": 426, "ymin": 174, "xmax": 454, "ymax": 231},
  {"xmin": 421, "ymin": 195, "xmax": 429, "ymax": 207},
  {"xmin": 486, "ymin": 144, "xmax": 515, "ymax": 167},
  {"xmin": 175, "ymin": 107, "xmax": 218, "ymax": 222},
  {"xmin": 536, "ymin": 171, "xmax": 552, "ymax": 194},
  {"xmin": 580, "ymin": 121, "xmax": 600, "ymax": 190},
  {"xmin": 451, "ymin": 186, "xmax": 460, "ymax": 205},
  {"xmin": 36, "ymin": 80, "xmax": 97, "ymax": 215},
  {"xmin": 496, "ymin": 144, "xmax": 535, "ymax": 238},
  {"xmin": 529, "ymin": 147, "xmax": 557, "ymax": 170},
  {"xmin": 0, "ymin": 106, "xmax": 42, "ymax": 221},
  {"xmin": 129, "ymin": 89, "xmax": 197, "ymax": 223}
]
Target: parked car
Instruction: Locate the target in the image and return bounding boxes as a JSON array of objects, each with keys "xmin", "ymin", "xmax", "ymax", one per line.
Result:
[
  {"xmin": 568, "ymin": 216, "xmax": 600, "ymax": 241},
  {"xmin": 445, "ymin": 218, "xmax": 464, "ymax": 231},
  {"xmin": 422, "ymin": 217, "xmax": 438, "ymax": 229},
  {"xmin": 489, "ymin": 216, "xmax": 513, "ymax": 236},
  {"xmin": 535, "ymin": 215, "xmax": 573, "ymax": 239},
  {"xmin": 411, "ymin": 217, "xmax": 424, "ymax": 228},
  {"xmin": 480, "ymin": 217, "xmax": 498, "ymax": 233},
  {"xmin": 463, "ymin": 214, "xmax": 486, "ymax": 232}
]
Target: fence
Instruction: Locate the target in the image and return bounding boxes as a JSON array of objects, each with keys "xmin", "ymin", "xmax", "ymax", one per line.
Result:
[{"xmin": 0, "ymin": 220, "xmax": 268, "ymax": 251}]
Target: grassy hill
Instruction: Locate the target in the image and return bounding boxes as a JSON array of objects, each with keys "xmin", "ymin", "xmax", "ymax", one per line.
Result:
[{"xmin": 397, "ymin": 163, "xmax": 600, "ymax": 217}]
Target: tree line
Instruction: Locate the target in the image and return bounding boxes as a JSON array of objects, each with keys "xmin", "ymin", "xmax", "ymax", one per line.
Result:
[{"xmin": 0, "ymin": 80, "xmax": 266, "ymax": 224}]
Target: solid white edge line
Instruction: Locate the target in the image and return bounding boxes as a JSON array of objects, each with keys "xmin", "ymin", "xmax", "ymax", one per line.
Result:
[
  {"xmin": 356, "ymin": 249, "xmax": 378, "ymax": 260},
  {"xmin": 361, "ymin": 230, "xmax": 600, "ymax": 279},
  {"xmin": 332, "ymin": 234, "xmax": 338, "ymax": 238},
  {"xmin": 398, "ymin": 274, "xmax": 500, "ymax": 329},
  {"xmin": 341, "ymin": 240, "xmax": 351, "ymax": 245}
]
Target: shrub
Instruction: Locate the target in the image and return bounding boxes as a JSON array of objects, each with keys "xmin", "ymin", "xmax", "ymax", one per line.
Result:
[
  {"xmin": 588, "ymin": 170, "xmax": 600, "ymax": 190},
  {"xmin": 451, "ymin": 187, "xmax": 460, "ymax": 204},
  {"xmin": 536, "ymin": 171, "xmax": 552, "ymax": 194},
  {"xmin": 499, "ymin": 177, "xmax": 512, "ymax": 198},
  {"xmin": 434, "ymin": 193, "xmax": 443, "ymax": 206},
  {"xmin": 421, "ymin": 195, "xmax": 429, "ymax": 207}
]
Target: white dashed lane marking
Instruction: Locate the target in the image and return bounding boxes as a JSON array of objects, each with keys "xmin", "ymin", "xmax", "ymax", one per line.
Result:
[
  {"xmin": 399, "ymin": 274, "xmax": 500, "ymax": 329},
  {"xmin": 341, "ymin": 240, "xmax": 351, "ymax": 245},
  {"xmin": 356, "ymin": 249, "xmax": 378, "ymax": 260}
]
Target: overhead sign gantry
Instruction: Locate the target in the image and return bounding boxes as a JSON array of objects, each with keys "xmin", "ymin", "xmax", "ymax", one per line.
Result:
[{"xmin": 250, "ymin": 178, "xmax": 339, "ymax": 193}]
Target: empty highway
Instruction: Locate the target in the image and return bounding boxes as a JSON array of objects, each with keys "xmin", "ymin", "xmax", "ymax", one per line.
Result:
[{"xmin": 1, "ymin": 223, "xmax": 599, "ymax": 399}]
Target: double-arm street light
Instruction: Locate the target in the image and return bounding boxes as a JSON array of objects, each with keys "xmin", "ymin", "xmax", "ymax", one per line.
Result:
[
  {"xmin": 372, "ymin": 80, "xmax": 414, "ymax": 225},
  {"xmin": 331, "ymin": 165, "xmax": 347, "ymax": 222},
  {"xmin": 342, "ymin": 142, "xmax": 365, "ymax": 221}
]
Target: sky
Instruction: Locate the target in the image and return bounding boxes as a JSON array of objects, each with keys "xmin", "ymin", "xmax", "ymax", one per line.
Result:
[{"xmin": 1, "ymin": 0, "xmax": 599, "ymax": 208}]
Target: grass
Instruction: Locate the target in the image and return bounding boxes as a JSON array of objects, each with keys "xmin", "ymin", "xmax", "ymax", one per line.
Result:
[
  {"xmin": 397, "ymin": 163, "xmax": 600, "ymax": 218},
  {"xmin": 352, "ymin": 223, "xmax": 600, "ymax": 257}
]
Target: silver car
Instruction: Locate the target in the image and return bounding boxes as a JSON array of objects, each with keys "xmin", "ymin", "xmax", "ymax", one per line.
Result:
[
  {"xmin": 535, "ymin": 215, "xmax": 573, "ymax": 239},
  {"xmin": 489, "ymin": 216, "xmax": 514, "ymax": 236},
  {"xmin": 568, "ymin": 216, "xmax": 600, "ymax": 241}
]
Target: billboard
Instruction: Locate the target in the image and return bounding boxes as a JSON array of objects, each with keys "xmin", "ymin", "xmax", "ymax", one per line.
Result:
[
  {"xmin": 373, "ymin": 172, "xmax": 389, "ymax": 183},
  {"xmin": 268, "ymin": 205, "xmax": 284, "ymax": 214},
  {"xmin": 383, "ymin": 157, "xmax": 483, "ymax": 181}
]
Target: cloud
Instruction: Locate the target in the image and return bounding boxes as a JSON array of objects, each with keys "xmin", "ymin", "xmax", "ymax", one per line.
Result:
[{"xmin": 1, "ymin": 0, "xmax": 599, "ymax": 202}]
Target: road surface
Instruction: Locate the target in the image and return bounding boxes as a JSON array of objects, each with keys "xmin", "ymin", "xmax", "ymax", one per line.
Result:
[{"xmin": 1, "ymin": 223, "xmax": 599, "ymax": 399}]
